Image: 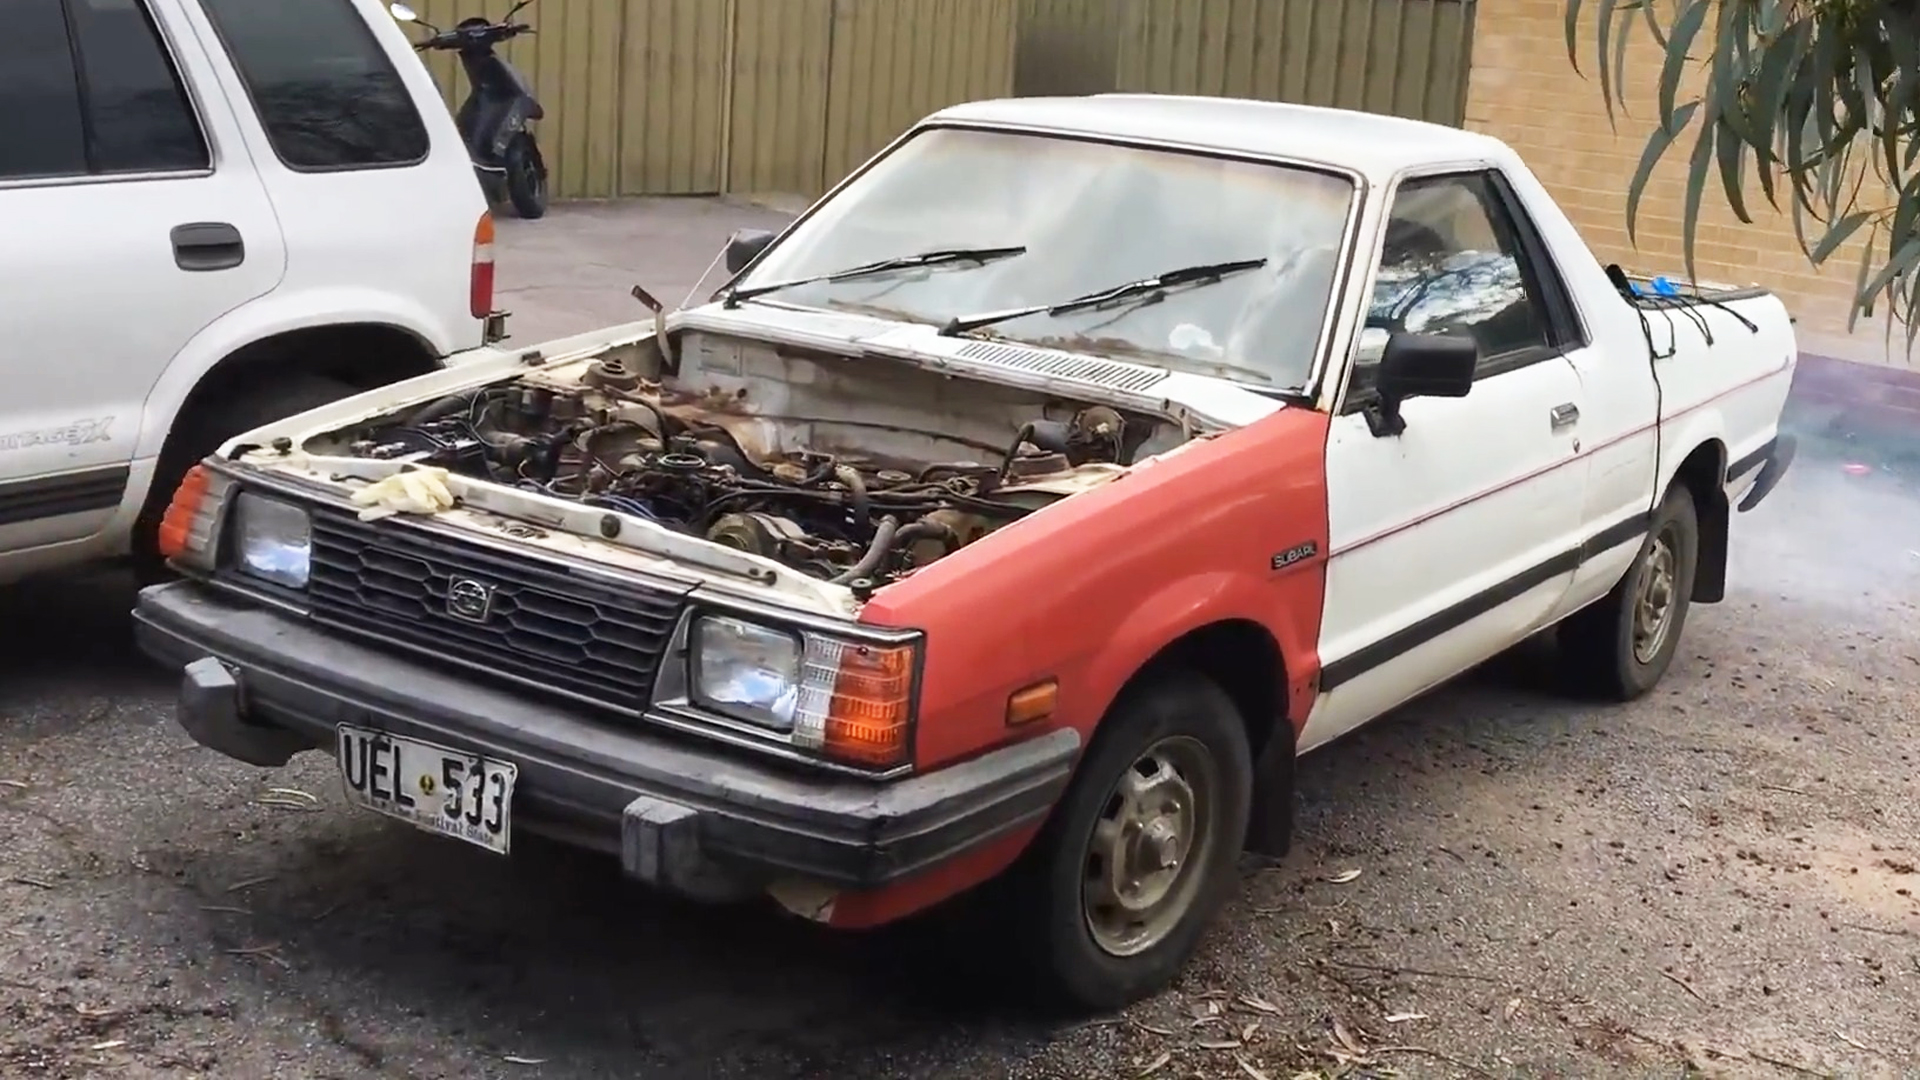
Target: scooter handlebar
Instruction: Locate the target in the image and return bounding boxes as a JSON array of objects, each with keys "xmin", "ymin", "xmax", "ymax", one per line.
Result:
[{"xmin": 415, "ymin": 22, "xmax": 530, "ymax": 49}]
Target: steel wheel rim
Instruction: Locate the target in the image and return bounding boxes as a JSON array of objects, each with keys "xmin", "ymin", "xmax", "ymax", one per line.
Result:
[
  {"xmin": 1080, "ymin": 734, "xmax": 1220, "ymax": 958},
  {"xmin": 1632, "ymin": 525, "xmax": 1679, "ymax": 664}
]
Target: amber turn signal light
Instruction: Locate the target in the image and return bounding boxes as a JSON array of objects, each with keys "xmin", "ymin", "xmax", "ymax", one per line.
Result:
[
  {"xmin": 1006, "ymin": 679, "xmax": 1057, "ymax": 726},
  {"xmin": 822, "ymin": 641, "xmax": 915, "ymax": 768},
  {"xmin": 156, "ymin": 464, "xmax": 211, "ymax": 560}
]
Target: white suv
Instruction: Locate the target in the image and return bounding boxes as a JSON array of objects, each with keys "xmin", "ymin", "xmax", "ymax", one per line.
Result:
[{"xmin": 1, "ymin": 0, "xmax": 503, "ymax": 584}]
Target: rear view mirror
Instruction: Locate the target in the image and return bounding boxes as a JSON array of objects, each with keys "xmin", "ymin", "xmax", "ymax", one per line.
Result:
[
  {"xmin": 723, "ymin": 228, "xmax": 777, "ymax": 275},
  {"xmin": 389, "ymin": 3, "xmax": 418, "ymax": 21},
  {"xmin": 1365, "ymin": 331, "xmax": 1476, "ymax": 437}
]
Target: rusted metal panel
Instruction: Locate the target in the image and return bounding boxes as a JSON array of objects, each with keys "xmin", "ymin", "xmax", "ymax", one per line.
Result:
[
  {"xmin": 822, "ymin": 0, "xmax": 1018, "ymax": 192},
  {"xmin": 1013, "ymin": 0, "xmax": 1116, "ymax": 97},
  {"xmin": 1114, "ymin": 0, "xmax": 1477, "ymax": 126},
  {"xmin": 724, "ymin": 0, "xmax": 834, "ymax": 196}
]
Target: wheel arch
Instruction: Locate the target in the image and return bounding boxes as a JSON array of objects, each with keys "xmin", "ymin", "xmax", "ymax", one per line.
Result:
[
  {"xmin": 1113, "ymin": 618, "xmax": 1299, "ymax": 859},
  {"xmin": 130, "ymin": 323, "xmax": 442, "ymax": 556}
]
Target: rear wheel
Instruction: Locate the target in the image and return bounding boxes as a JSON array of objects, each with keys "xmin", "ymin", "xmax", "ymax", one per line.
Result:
[
  {"xmin": 132, "ymin": 373, "xmax": 359, "ymax": 585},
  {"xmin": 1000, "ymin": 670, "xmax": 1252, "ymax": 1013},
  {"xmin": 503, "ymin": 133, "xmax": 548, "ymax": 220},
  {"xmin": 1558, "ymin": 482, "xmax": 1700, "ymax": 701}
]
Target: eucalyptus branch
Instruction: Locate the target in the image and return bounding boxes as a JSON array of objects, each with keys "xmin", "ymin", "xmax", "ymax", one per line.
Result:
[{"xmin": 1564, "ymin": 0, "xmax": 1920, "ymax": 348}]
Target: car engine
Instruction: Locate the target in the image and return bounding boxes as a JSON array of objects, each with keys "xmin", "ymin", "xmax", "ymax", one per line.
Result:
[{"xmin": 325, "ymin": 351, "xmax": 1166, "ymax": 587}]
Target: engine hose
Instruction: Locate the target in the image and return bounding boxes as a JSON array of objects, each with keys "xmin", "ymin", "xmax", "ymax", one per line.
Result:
[
  {"xmin": 403, "ymin": 393, "xmax": 472, "ymax": 427},
  {"xmin": 991, "ymin": 423, "xmax": 1037, "ymax": 490},
  {"xmin": 833, "ymin": 465, "xmax": 869, "ymax": 522},
  {"xmin": 829, "ymin": 515, "xmax": 899, "ymax": 585},
  {"xmin": 603, "ymin": 387, "xmax": 678, "ymax": 438},
  {"xmin": 894, "ymin": 518, "xmax": 958, "ymax": 555}
]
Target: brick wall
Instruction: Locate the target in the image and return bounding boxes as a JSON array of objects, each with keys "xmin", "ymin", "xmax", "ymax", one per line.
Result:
[{"xmin": 1463, "ymin": 0, "xmax": 1917, "ymax": 381}]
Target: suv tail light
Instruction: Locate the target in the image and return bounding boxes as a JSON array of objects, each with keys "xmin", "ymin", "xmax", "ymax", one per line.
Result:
[{"xmin": 470, "ymin": 211, "xmax": 495, "ymax": 319}]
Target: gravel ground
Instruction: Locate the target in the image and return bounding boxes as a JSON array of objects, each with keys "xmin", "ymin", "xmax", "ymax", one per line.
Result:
[
  {"xmin": 4, "ymin": 205, "xmax": 1917, "ymax": 1079},
  {"xmin": 5, "ymin": 449, "xmax": 1916, "ymax": 1080}
]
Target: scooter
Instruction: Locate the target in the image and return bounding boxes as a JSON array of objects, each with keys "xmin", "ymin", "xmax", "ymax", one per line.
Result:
[{"xmin": 390, "ymin": 1, "xmax": 549, "ymax": 219}]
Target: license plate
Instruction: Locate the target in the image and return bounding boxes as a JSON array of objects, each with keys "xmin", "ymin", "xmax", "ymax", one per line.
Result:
[{"xmin": 335, "ymin": 724, "xmax": 517, "ymax": 856}]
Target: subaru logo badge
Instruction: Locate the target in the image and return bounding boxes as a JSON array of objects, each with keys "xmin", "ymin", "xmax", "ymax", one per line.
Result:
[{"xmin": 447, "ymin": 577, "xmax": 495, "ymax": 623}]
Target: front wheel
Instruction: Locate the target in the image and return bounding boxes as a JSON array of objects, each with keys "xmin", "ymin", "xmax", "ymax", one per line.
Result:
[
  {"xmin": 503, "ymin": 133, "xmax": 547, "ymax": 220},
  {"xmin": 1557, "ymin": 482, "xmax": 1701, "ymax": 701},
  {"xmin": 1000, "ymin": 670, "xmax": 1252, "ymax": 1013}
]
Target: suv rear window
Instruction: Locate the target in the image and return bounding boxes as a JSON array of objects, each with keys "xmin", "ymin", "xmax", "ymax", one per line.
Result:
[
  {"xmin": 0, "ymin": 0, "xmax": 91, "ymax": 179},
  {"xmin": 0, "ymin": 0, "xmax": 207, "ymax": 181},
  {"xmin": 199, "ymin": 0, "xmax": 431, "ymax": 171}
]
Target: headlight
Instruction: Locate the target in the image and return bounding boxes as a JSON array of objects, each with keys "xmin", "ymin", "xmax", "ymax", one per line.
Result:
[
  {"xmin": 689, "ymin": 614, "xmax": 917, "ymax": 768},
  {"xmin": 231, "ymin": 493, "xmax": 312, "ymax": 589},
  {"xmin": 692, "ymin": 616, "xmax": 803, "ymax": 730}
]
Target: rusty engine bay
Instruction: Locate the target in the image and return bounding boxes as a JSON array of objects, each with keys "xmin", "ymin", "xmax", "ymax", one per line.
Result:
[{"xmin": 310, "ymin": 334, "xmax": 1187, "ymax": 588}]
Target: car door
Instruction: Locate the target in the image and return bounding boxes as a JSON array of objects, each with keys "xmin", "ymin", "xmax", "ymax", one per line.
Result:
[
  {"xmin": 0, "ymin": 0, "xmax": 284, "ymax": 551},
  {"xmin": 1298, "ymin": 168, "xmax": 1593, "ymax": 752}
]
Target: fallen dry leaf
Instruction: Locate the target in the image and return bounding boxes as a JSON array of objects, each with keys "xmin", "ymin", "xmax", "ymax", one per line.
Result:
[
  {"xmin": 1331, "ymin": 1018, "xmax": 1363, "ymax": 1054},
  {"xmin": 1240, "ymin": 1021, "xmax": 1261, "ymax": 1042},
  {"xmin": 1504, "ymin": 997, "xmax": 1523, "ymax": 1020},
  {"xmin": 502, "ymin": 1055, "xmax": 547, "ymax": 1065},
  {"xmin": 1235, "ymin": 1056, "xmax": 1272, "ymax": 1080},
  {"xmin": 87, "ymin": 1040, "xmax": 126, "ymax": 1051},
  {"xmin": 1385, "ymin": 1012, "xmax": 1429, "ymax": 1023},
  {"xmin": 1835, "ymin": 1031, "xmax": 1874, "ymax": 1053},
  {"xmin": 1196, "ymin": 1038, "xmax": 1243, "ymax": 1050},
  {"xmin": 1236, "ymin": 994, "xmax": 1282, "ymax": 1014},
  {"xmin": 1326, "ymin": 869, "xmax": 1363, "ymax": 884},
  {"xmin": 1131, "ymin": 1019, "xmax": 1176, "ymax": 1036},
  {"xmin": 1137, "ymin": 1050, "xmax": 1172, "ymax": 1076}
]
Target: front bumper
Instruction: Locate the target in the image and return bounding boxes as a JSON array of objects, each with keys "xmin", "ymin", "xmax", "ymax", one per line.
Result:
[
  {"xmin": 133, "ymin": 581, "xmax": 1079, "ymax": 900},
  {"xmin": 1735, "ymin": 433, "xmax": 1797, "ymax": 512}
]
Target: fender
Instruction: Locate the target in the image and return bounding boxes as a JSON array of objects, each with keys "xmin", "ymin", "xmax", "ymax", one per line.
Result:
[
  {"xmin": 1655, "ymin": 403, "xmax": 1732, "ymax": 503},
  {"xmin": 137, "ymin": 285, "xmax": 463, "ymax": 460},
  {"xmin": 1074, "ymin": 570, "xmax": 1315, "ymax": 742},
  {"xmin": 863, "ymin": 405, "xmax": 1332, "ymax": 772},
  {"xmin": 490, "ymin": 98, "xmax": 542, "ymax": 158}
]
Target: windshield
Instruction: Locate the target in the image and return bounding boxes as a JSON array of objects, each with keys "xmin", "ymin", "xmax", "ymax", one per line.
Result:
[{"xmin": 731, "ymin": 127, "xmax": 1359, "ymax": 389}]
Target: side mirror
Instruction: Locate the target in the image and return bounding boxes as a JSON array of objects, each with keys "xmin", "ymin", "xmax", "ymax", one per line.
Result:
[
  {"xmin": 389, "ymin": 2, "xmax": 418, "ymax": 21},
  {"xmin": 1365, "ymin": 331, "xmax": 1476, "ymax": 437},
  {"xmin": 723, "ymin": 228, "xmax": 777, "ymax": 275}
]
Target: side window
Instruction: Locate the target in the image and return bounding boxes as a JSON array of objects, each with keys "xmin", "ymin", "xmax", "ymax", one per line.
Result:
[
  {"xmin": 1349, "ymin": 172, "xmax": 1555, "ymax": 400},
  {"xmin": 67, "ymin": 0, "xmax": 210, "ymax": 173},
  {"xmin": 0, "ymin": 0, "xmax": 90, "ymax": 180},
  {"xmin": 200, "ymin": 0, "xmax": 431, "ymax": 171}
]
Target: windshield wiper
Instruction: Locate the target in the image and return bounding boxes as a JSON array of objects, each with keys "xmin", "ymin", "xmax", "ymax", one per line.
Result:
[
  {"xmin": 937, "ymin": 257, "xmax": 1268, "ymax": 336},
  {"xmin": 722, "ymin": 245, "xmax": 1026, "ymax": 307}
]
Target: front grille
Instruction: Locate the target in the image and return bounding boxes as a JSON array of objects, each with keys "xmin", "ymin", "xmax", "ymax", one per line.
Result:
[{"xmin": 305, "ymin": 509, "xmax": 687, "ymax": 711}]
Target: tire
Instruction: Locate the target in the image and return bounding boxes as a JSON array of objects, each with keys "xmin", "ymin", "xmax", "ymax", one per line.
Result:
[
  {"xmin": 131, "ymin": 373, "xmax": 359, "ymax": 585},
  {"xmin": 503, "ymin": 134, "xmax": 548, "ymax": 220},
  {"xmin": 1557, "ymin": 481, "xmax": 1700, "ymax": 701},
  {"xmin": 999, "ymin": 669, "xmax": 1253, "ymax": 1013}
]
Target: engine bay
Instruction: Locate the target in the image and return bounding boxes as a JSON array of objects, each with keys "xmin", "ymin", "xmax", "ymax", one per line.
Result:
[{"xmin": 308, "ymin": 333, "xmax": 1185, "ymax": 588}]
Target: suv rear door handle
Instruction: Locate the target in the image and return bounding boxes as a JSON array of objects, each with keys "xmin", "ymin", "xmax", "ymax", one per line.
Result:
[
  {"xmin": 1549, "ymin": 402, "xmax": 1580, "ymax": 430},
  {"xmin": 171, "ymin": 222, "xmax": 245, "ymax": 272}
]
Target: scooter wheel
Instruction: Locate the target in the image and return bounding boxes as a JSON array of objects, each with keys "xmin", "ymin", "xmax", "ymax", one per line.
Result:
[{"xmin": 504, "ymin": 134, "xmax": 548, "ymax": 219}]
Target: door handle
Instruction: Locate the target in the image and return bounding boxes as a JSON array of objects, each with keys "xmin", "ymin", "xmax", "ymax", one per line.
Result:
[
  {"xmin": 1549, "ymin": 402, "xmax": 1580, "ymax": 430},
  {"xmin": 171, "ymin": 222, "xmax": 245, "ymax": 272}
]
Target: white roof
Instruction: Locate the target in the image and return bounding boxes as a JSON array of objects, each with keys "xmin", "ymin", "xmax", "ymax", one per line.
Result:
[{"xmin": 925, "ymin": 94, "xmax": 1511, "ymax": 179}]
